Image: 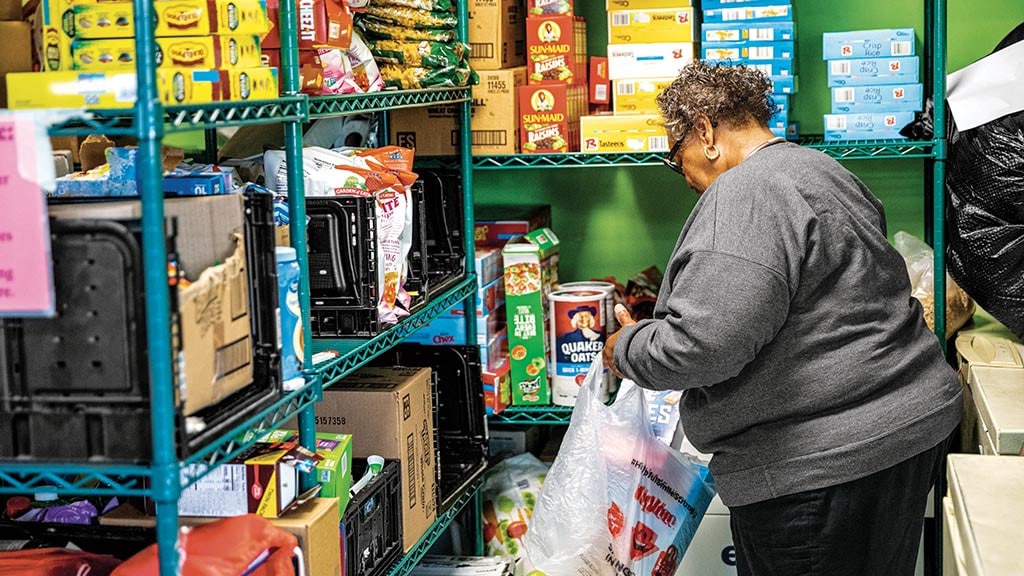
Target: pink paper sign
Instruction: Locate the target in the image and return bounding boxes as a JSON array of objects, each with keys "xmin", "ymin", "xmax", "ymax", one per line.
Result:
[{"xmin": 0, "ymin": 116, "xmax": 55, "ymax": 317}]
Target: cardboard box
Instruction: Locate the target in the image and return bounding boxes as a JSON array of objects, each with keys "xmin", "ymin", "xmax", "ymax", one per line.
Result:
[
  {"xmin": 71, "ymin": 35, "xmax": 264, "ymax": 70},
  {"xmin": 823, "ymin": 28, "xmax": 915, "ymax": 60},
  {"xmin": 483, "ymin": 358, "xmax": 511, "ymax": 415},
  {"xmin": 0, "ymin": 21, "xmax": 32, "ymax": 108},
  {"xmin": 475, "ymin": 204, "xmax": 552, "ymax": 248},
  {"xmin": 607, "ymin": 42, "xmax": 693, "ymax": 80},
  {"xmin": 313, "ymin": 366, "xmax": 437, "ymax": 552},
  {"xmin": 36, "ymin": 0, "xmax": 76, "ymax": 71},
  {"xmin": 526, "ymin": 15, "xmax": 578, "ymax": 85},
  {"xmin": 703, "ymin": 41, "xmax": 794, "ymax": 61},
  {"xmin": 0, "ymin": 0, "xmax": 20, "ymax": 20},
  {"xmin": 470, "ymin": 0, "xmax": 526, "ymax": 70},
  {"xmin": 590, "ymin": 56, "xmax": 609, "ymax": 105},
  {"xmin": 389, "ymin": 66, "xmax": 527, "ymax": 155},
  {"xmin": 703, "ymin": 5, "xmax": 793, "ymax": 23},
  {"xmin": 177, "ymin": 441, "xmax": 317, "ymax": 518},
  {"xmin": 73, "ymin": 0, "xmax": 270, "ymax": 39},
  {"xmin": 519, "ymin": 83, "xmax": 570, "ymax": 153},
  {"xmin": 607, "ymin": 0, "xmax": 690, "ymax": 8},
  {"xmin": 827, "ymin": 56, "xmax": 920, "ymax": 87},
  {"xmin": 504, "ymin": 228, "xmax": 559, "ymax": 406},
  {"xmin": 580, "ymin": 114, "xmax": 669, "ymax": 153},
  {"xmin": 263, "ymin": 0, "xmax": 352, "ymax": 50},
  {"xmin": 101, "ymin": 498, "xmax": 342, "ymax": 576},
  {"xmin": 612, "ymin": 77, "xmax": 673, "ymax": 114},
  {"xmin": 607, "ymin": 7, "xmax": 694, "ymax": 44},
  {"xmin": 529, "ymin": 0, "xmax": 572, "ymax": 15},
  {"xmin": 263, "ymin": 430, "xmax": 354, "ymax": 517},
  {"xmin": 702, "ymin": 21, "xmax": 794, "ymax": 43},
  {"xmin": 830, "ymin": 83, "xmax": 923, "ymax": 113}
]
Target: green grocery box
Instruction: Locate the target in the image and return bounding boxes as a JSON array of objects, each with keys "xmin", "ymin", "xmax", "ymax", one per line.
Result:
[{"xmin": 264, "ymin": 430, "xmax": 353, "ymax": 517}]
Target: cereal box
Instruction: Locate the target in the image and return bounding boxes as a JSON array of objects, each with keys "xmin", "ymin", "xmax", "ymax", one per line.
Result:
[
  {"xmin": 822, "ymin": 28, "xmax": 915, "ymax": 60},
  {"xmin": 519, "ymin": 84, "xmax": 570, "ymax": 154},
  {"xmin": 607, "ymin": 42, "xmax": 693, "ymax": 80},
  {"xmin": 823, "ymin": 111, "xmax": 916, "ymax": 134},
  {"xmin": 606, "ymin": 0, "xmax": 691, "ymax": 8},
  {"xmin": 607, "ymin": 7, "xmax": 694, "ymax": 45},
  {"xmin": 526, "ymin": 15, "xmax": 577, "ymax": 85},
  {"xmin": 71, "ymin": 35, "xmax": 263, "ymax": 70},
  {"xmin": 702, "ymin": 21, "xmax": 794, "ymax": 43},
  {"xmin": 580, "ymin": 114, "xmax": 669, "ymax": 153},
  {"xmin": 504, "ymin": 228, "xmax": 559, "ymax": 406},
  {"xmin": 74, "ymin": 0, "xmax": 270, "ymax": 39},
  {"xmin": 830, "ymin": 83, "xmax": 923, "ymax": 113},
  {"xmin": 263, "ymin": 0, "xmax": 353, "ymax": 50},
  {"xmin": 703, "ymin": 4, "xmax": 792, "ymax": 23},
  {"xmin": 612, "ymin": 77, "xmax": 673, "ymax": 114},
  {"xmin": 703, "ymin": 41, "xmax": 795, "ymax": 61},
  {"xmin": 827, "ymin": 56, "xmax": 920, "ymax": 87}
]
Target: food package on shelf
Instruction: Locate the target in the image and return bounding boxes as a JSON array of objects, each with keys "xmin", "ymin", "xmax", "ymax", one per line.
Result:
[
  {"xmin": 481, "ymin": 453, "xmax": 550, "ymax": 563},
  {"xmin": 379, "ymin": 63, "xmax": 472, "ymax": 89},
  {"xmin": 362, "ymin": 5, "xmax": 458, "ymax": 29},
  {"xmin": 367, "ymin": 39, "xmax": 468, "ymax": 69},
  {"xmin": 356, "ymin": 17, "xmax": 457, "ymax": 42},
  {"xmin": 372, "ymin": 0, "xmax": 453, "ymax": 10},
  {"xmin": 318, "ymin": 33, "xmax": 384, "ymax": 94}
]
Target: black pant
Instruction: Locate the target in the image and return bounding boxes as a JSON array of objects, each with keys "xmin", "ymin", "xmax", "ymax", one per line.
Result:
[{"xmin": 728, "ymin": 438, "xmax": 950, "ymax": 576}]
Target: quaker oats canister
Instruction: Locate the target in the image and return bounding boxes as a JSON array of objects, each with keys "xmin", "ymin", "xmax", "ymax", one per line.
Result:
[{"xmin": 549, "ymin": 288, "xmax": 608, "ymax": 406}]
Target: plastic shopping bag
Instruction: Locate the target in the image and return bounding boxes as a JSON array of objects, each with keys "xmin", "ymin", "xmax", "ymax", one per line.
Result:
[
  {"xmin": 524, "ymin": 356, "xmax": 716, "ymax": 576},
  {"xmin": 894, "ymin": 231, "xmax": 975, "ymax": 336}
]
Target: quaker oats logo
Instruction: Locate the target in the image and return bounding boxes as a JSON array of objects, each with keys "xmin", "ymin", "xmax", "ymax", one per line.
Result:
[
  {"xmin": 531, "ymin": 89, "xmax": 555, "ymax": 112},
  {"xmin": 538, "ymin": 20, "xmax": 561, "ymax": 42}
]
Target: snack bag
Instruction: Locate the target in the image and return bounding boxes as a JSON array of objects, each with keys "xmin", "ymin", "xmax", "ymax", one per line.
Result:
[
  {"xmin": 379, "ymin": 63, "xmax": 471, "ymax": 89},
  {"xmin": 356, "ymin": 18, "xmax": 457, "ymax": 42},
  {"xmin": 363, "ymin": 6, "xmax": 458, "ymax": 29},
  {"xmin": 481, "ymin": 453, "xmax": 550, "ymax": 563},
  {"xmin": 373, "ymin": 0, "xmax": 452, "ymax": 11},
  {"xmin": 367, "ymin": 39, "xmax": 467, "ymax": 69},
  {"xmin": 525, "ymin": 357, "xmax": 716, "ymax": 576}
]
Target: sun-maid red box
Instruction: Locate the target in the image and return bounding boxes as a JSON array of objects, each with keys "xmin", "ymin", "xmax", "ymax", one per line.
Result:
[
  {"xmin": 590, "ymin": 56, "xmax": 609, "ymax": 104},
  {"xmin": 263, "ymin": 0, "xmax": 352, "ymax": 50},
  {"xmin": 526, "ymin": 15, "xmax": 578, "ymax": 86},
  {"xmin": 519, "ymin": 84, "xmax": 570, "ymax": 153}
]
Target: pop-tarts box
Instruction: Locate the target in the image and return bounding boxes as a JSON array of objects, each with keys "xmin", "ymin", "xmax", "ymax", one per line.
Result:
[
  {"xmin": 704, "ymin": 5, "xmax": 792, "ymax": 23},
  {"xmin": 831, "ymin": 83, "xmax": 923, "ymax": 113},
  {"xmin": 824, "ymin": 129, "xmax": 907, "ymax": 142},
  {"xmin": 769, "ymin": 74, "xmax": 797, "ymax": 94},
  {"xmin": 702, "ymin": 0, "xmax": 790, "ymax": 7},
  {"xmin": 824, "ymin": 112, "xmax": 915, "ymax": 134},
  {"xmin": 822, "ymin": 28, "xmax": 915, "ymax": 60},
  {"xmin": 703, "ymin": 41, "xmax": 795, "ymax": 61},
  {"xmin": 827, "ymin": 56, "xmax": 919, "ymax": 87},
  {"xmin": 703, "ymin": 21, "xmax": 794, "ymax": 43}
]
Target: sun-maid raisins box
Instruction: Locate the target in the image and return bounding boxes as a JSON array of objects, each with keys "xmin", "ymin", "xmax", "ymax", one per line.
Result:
[
  {"xmin": 503, "ymin": 228, "xmax": 560, "ymax": 406},
  {"xmin": 519, "ymin": 84, "xmax": 569, "ymax": 153},
  {"xmin": 526, "ymin": 14, "xmax": 578, "ymax": 85}
]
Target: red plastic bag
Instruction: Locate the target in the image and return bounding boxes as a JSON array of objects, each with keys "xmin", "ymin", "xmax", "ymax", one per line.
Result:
[{"xmin": 113, "ymin": 514, "xmax": 299, "ymax": 576}]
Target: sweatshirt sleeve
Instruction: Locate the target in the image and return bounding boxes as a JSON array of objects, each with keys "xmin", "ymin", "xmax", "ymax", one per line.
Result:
[{"xmin": 613, "ymin": 249, "xmax": 791, "ymax": 390}]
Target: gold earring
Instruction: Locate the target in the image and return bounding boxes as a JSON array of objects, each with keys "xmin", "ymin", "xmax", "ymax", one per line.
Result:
[{"xmin": 703, "ymin": 144, "xmax": 720, "ymax": 160}]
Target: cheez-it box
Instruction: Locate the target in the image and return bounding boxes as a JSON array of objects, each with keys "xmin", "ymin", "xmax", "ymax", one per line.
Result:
[
  {"xmin": 519, "ymin": 84, "xmax": 569, "ymax": 153},
  {"xmin": 263, "ymin": 0, "xmax": 353, "ymax": 50},
  {"xmin": 526, "ymin": 15, "xmax": 577, "ymax": 85}
]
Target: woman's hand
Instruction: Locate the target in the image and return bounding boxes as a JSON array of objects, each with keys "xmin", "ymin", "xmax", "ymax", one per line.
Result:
[{"xmin": 603, "ymin": 304, "xmax": 637, "ymax": 379}]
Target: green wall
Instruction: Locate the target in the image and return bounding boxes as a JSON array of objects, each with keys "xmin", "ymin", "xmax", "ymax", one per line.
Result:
[{"xmin": 475, "ymin": 0, "xmax": 1024, "ymax": 283}]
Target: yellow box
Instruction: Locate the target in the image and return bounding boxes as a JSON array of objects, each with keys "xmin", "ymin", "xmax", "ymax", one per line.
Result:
[
  {"xmin": 612, "ymin": 77, "xmax": 673, "ymax": 114},
  {"xmin": 6, "ymin": 67, "xmax": 278, "ymax": 109},
  {"xmin": 608, "ymin": 7, "xmax": 694, "ymax": 44},
  {"xmin": 580, "ymin": 114, "xmax": 669, "ymax": 153},
  {"xmin": 72, "ymin": 35, "xmax": 263, "ymax": 70},
  {"xmin": 73, "ymin": 0, "xmax": 269, "ymax": 39},
  {"xmin": 606, "ymin": 0, "xmax": 690, "ymax": 8},
  {"xmin": 36, "ymin": 0, "xmax": 77, "ymax": 71}
]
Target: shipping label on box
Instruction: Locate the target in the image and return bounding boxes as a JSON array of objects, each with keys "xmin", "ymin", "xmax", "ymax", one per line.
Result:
[
  {"xmin": 612, "ymin": 77, "xmax": 673, "ymax": 115},
  {"xmin": 519, "ymin": 84, "xmax": 570, "ymax": 153},
  {"xmin": 504, "ymin": 228, "xmax": 559, "ymax": 406},
  {"xmin": 469, "ymin": 0, "xmax": 526, "ymax": 70},
  {"xmin": 607, "ymin": 42, "xmax": 693, "ymax": 80},
  {"xmin": 581, "ymin": 114, "xmax": 669, "ymax": 153},
  {"xmin": 830, "ymin": 83, "xmax": 923, "ymax": 113},
  {"xmin": 824, "ymin": 111, "xmax": 915, "ymax": 133},
  {"xmin": 590, "ymin": 56, "xmax": 609, "ymax": 104},
  {"xmin": 313, "ymin": 366, "xmax": 437, "ymax": 551},
  {"xmin": 37, "ymin": 0, "xmax": 76, "ymax": 71},
  {"xmin": 529, "ymin": 0, "xmax": 572, "ymax": 15},
  {"xmin": 703, "ymin": 4, "xmax": 791, "ymax": 23},
  {"xmin": 72, "ymin": 35, "xmax": 264, "ymax": 71},
  {"xmin": 74, "ymin": 0, "xmax": 270, "ymax": 39},
  {"xmin": 264, "ymin": 0, "xmax": 352, "ymax": 50},
  {"xmin": 827, "ymin": 55, "xmax": 919, "ymax": 87},
  {"xmin": 823, "ymin": 28, "xmax": 915, "ymax": 60},
  {"xmin": 526, "ymin": 15, "xmax": 577, "ymax": 85},
  {"xmin": 483, "ymin": 358, "xmax": 511, "ymax": 415},
  {"xmin": 703, "ymin": 20, "xmax": 794, "ymax": 42},
  {"xmin": 607, "ymin": 7, "xmax": 694, "ymax": 44},
  {"xmin": 703, "ymin": 40, "xmax": 794, "ymax": 60}
]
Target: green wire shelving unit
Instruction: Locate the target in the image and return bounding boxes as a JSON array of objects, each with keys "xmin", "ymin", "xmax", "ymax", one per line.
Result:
[{"xmin": 489, "ymin": 405, "xmax": 575, "ymax": 426}]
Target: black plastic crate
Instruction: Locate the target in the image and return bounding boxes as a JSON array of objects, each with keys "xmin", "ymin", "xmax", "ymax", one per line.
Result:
[
  {"xmin": 242, "ymin": 190, "xmax": 283, "ymax": 387},
  {"xmin": 404, "ymin": 181, "xmax": 430, "ymax": 307},
  {"xmin": 416, "ymin": 170, "xmax": 466, "ymax": 298},
  {"xmin": 342, "ymin": 458, "xmax": 403, "ymax": 576},
  {"xmin": 370, "ymin": 344, "xmax": 488, "ymax": 511}
]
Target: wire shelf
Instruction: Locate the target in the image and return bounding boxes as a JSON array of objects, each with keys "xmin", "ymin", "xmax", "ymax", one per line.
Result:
[
  {"xmin": 308, "ymin": 87, "xmax": 470, "ymax": 118},
  {"xmin": 386, "ymin": 477, "xmax": 483, "ymax": 576},
  {"xmin": 0, "ymin": 464, "xmax": 153, "ymax": 497},
  {"xmin": 473, "ymin": 151, "xmax": 667, "ymax": 169},
  {"xmin": 488, "ymin": 405, "xmax": 575, "ymax": 425},
  {"xmin": 800, "ymin": 137, "xmax": 936, "ymax": 159},
  {"xmin": 312, "ymin": 276, "xmax": 478, "ymax": 389}
]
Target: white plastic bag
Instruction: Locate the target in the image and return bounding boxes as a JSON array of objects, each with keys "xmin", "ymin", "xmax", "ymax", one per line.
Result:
[
  {"xmin": 525, "ymin": 356, "xmax": 716, "ymax": 576},
  {"xmin": 893, "ymin": 230, "xmax": 975, "ymax": 334}
]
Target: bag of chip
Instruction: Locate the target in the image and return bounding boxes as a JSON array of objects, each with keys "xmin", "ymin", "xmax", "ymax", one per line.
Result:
[
  {"xmin": 379, "ymin": 63, "xmax": 472, "ymax": 90},
  {"xmin": 364, "ymin": 5, "xmax": 458, "ymax": 29},
  {"xmin": 356, "ymin": 17, "xmax": 457, "ymax": 42},
  {"xmin": 374, "ymin": 0, "xmax": 452, "ymax": 11},
  {"xmin": 367, "ymin": 39, "xmax": 467, "ymax": 69}
]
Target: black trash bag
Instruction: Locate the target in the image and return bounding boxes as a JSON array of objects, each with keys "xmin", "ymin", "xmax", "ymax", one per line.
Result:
[{"xmin": 945, "ymin": 24, "xmax": 1024, "ymax": 338}]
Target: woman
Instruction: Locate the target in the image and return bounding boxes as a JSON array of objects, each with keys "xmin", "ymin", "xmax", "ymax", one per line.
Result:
[{"xmin": 603, "ymin": 61, "xmax": 962, "ymax": 576}]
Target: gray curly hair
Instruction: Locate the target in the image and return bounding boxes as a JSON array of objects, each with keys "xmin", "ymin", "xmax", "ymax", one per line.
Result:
[{"xmin": 656, "ymin": 60, "xmax": 776, "ymax": 143}]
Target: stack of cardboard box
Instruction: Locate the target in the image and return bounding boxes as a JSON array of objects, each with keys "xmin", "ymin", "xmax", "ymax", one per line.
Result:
[
  {"xmin": 702, "ymin": 0, "xmax": 797, "ymax": 140},
  {"xmin": 822, "ymin": 28, "xmax": 920, "ymax": 141},
  {"xmin": 0, "ymin": 0, "xmax": 30, "ymax": 109}
]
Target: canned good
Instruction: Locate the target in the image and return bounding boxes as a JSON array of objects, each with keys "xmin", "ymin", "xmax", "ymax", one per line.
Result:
[{"xmin": 549, "ymin": 289, "xmax": 607, "ymax": 406}]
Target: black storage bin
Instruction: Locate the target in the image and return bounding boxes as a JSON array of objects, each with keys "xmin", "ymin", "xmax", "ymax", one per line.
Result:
[
  {"xmin": 370, "ymin": 344, "xmax": 488, "ymax": 511},
  {"xmin": 342, "ymin": 458, "xmax": 403, "ymax": 576},
  {"xmin": 404, "ymin": 181, "xmax": 430, "ymax": 308},
  {"xmin": 416, "ymin": 170, "xmax": 466, "ymax": 298}
]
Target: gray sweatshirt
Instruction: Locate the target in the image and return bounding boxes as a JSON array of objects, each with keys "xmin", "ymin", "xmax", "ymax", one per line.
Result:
[{"xmin": 615, "ymin": 142, "xmax": 962, "ymax": 507}]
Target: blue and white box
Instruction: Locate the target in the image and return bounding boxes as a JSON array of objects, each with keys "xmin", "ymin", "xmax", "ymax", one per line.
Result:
[
  {"xmin": 702, "ymin": 0, "xmax": 790, "ymax": 8},
  {"xmin": 822, "ymin": 28, "xmax": 915, "ymax": 60},
  {"xmin": 772, "ymin": 94, "xmax": 789, "ymax": 114},
  {"xmin": 830, "ymin": 83, "xmax": 923, "ymax": 112},
  {"xmin": 824, "ymin": 130, "xmax": 907, "ymax": 142},
  {"xmin": 704, "ymin": 5, "xmax": 792, "ymax": 23},
  {"xmin": 769, "ymin": 74, "xmax": 797, "ymax": 94},
  {"xmin": 703, "ymin": 41, "xmax": 795, "ymax": 61},
  {"xmin": 713, "ymin": 58, "xmax": 795, "ymax": 76},
  {"xmin": 827, "ymin": 56, "xmax": 919, "ymax": 87},
  {"xmin": 823, "ymin": 112, "xmax": 915, "ymax": 134},
  {"xmin": 770, "ymin": 110, "xmax": 788, "ymax": 131},
  {"xmin": 703, "ymin": 21, "xmax": 795, "ymax": 43}
]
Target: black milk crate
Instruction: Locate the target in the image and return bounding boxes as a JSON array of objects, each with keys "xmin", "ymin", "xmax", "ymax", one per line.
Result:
[
  {"xmin": 243, "ymin": 190, "xmax": 283, "ymax": 385},
  {"xmin": 404, "ymin": 181, "xmax": 430, "ymax": 308},
  {"xmin": 416, "ymin": 170, "xmax": 466, "ymax": 298},
  {"xmin": 342, "ymin": 458, "xmax": 403, "ymax": 576},
  {"xmin": 370, "ymin": 344, "xmax": 488, "ymax": 511}
]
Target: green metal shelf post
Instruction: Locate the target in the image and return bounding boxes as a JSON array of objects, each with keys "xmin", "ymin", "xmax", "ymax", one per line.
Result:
[
  {"xmin": 456, "ymin": 0, "xmax": 477, "ymax": 345},
  {"xmin": 930, "ymin": 0, "xmax": 948, "ymax": 349},
  {"xmin": 130, "ymin": 0, "xmax": 178, "ymax": 570}
]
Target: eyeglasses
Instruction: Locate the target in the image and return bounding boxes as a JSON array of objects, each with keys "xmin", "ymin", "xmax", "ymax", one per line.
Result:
[{"xmin": 662, "ymin": 138, "xmax": 684, "ymax": 176}]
